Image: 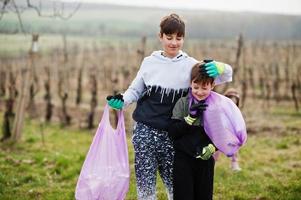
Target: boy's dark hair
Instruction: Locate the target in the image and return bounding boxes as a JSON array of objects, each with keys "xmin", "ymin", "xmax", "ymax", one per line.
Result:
[
  {"xmin": 191, "ymin": 63, "xmax": 214, "ymax": 85},
  {"xmin": 160, "ymin": 13, "xmax": 185, "ymax": 37}
]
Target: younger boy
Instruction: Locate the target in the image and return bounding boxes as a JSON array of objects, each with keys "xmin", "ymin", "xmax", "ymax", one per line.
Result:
[{"xmin": 168, "ymin": 62, "xmax": 217, "ymax": 200}]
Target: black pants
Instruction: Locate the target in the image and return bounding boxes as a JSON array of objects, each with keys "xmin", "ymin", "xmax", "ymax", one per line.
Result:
[{"xmin": 173, "ymin": 150, "xmax": 215, "ymax": 200}]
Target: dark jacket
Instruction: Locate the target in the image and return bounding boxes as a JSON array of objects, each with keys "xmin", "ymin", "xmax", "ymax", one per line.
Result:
[{"xmin": 168, "ymin": 96, "xmax": 213, "ymax": 157}]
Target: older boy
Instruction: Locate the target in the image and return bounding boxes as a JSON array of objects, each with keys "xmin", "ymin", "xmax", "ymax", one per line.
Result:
[{"xmin": 107, "ymin": 14, "xmax": 232, "ymax": 200}]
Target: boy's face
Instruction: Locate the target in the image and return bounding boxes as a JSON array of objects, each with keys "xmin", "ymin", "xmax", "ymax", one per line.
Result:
[
  {"xmin": 191, "ymin": 81, "xmax": 214, "ymax": 101},
  {"xmin": 159, "ymin": 33, "xmax": 184, "ymax": 58}
]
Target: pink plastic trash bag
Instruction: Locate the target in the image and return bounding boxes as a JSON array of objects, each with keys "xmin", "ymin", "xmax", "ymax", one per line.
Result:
[
  {"xmin": 204, "ymin": 91, "xmax": 247, "ymax": 157},
  {"xmin": 75, "ymin": 104, "xmax": 130, "ymax": 200}
]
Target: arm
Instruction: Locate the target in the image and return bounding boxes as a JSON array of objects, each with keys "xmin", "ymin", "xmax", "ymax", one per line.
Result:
[
  {"xmin": 203, "ymin": 60, "xmax": 233, "ymax": 85},
  {"xmin": 168, "ymin": 98, "xmax": 188, "ymax": 140},
  {"xmin": 107, "ymin": 61, "xmax": 146, "ymax": 109},
  {"xmin": 168, "ymin": 119, "xmax": 191, "ymax": 140},
  {"xmin": 214, "ymin": 63, "xmax": 233, "ymax": 85},
  {"xmin": 122, "ymin": 63, "xmax": 146, "ymax": 106}
]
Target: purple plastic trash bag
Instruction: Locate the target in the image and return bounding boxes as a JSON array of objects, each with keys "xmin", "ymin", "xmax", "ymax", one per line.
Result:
[
  {"xmin": 204, "ymin": 91, "xmax": 247, "ymax": 157},
  {"xmin": 75, "ymin": 104, "xmax": 130, "ymax": 200}
]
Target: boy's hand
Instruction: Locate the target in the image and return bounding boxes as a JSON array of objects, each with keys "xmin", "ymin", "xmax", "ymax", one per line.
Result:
[
  {"xmin": 184, "ymin": 115, "xmax": 197, "ymax": 125},
  {"xmin": 196, "ymin": 144, "xmax": 216, "ymax": 160},
  {"xmin": 184, "ymin": 100, "xmax": 207, "ymax": 125},
  {"xmin": 190, "ymin": 100, "xmax": 207, "ymax": 115},
  {"xmin": 106, "ymin": 94, "xmax": 124, "ymax": 110},
  {"xmin": 204, "ymin": 60, "xmax": 225, "ymax": 78}
]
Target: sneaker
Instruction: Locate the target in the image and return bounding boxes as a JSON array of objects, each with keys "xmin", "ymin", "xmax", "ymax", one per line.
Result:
[{"xmin": 231, "ymin": 161, "xmax": 241, "ymax": 171}]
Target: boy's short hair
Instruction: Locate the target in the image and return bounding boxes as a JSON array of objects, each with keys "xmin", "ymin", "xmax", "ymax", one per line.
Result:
[
  {"xmin": 160, "ymin": 13, "xmax": 185, "ymax": 37},
  {"xmin": 191, "ymin": 63, "xmax": 214, "ymax": 85}
]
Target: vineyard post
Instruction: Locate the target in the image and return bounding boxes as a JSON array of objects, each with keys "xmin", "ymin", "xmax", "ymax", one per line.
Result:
[{"xmin": 11, "ymin": 34, "xmax": 39, "ymax": 142}]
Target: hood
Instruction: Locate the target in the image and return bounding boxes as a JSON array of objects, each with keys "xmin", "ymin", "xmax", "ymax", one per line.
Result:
[{"xmin": 151, "ymin": 50, "xmax": 188, "ymax": 62}]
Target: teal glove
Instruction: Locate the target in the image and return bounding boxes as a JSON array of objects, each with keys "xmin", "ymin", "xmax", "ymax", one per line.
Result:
[
  {"xmin": 204, "ymin": 60, "xmax": 225, "ymax": 78},
  {"xmin": 106, "ymin": 94, "xmax": 124, "ymax": 110},
  {"xmin": 196, "ymin": 144, "xmax": 216, "ymax": 160}
]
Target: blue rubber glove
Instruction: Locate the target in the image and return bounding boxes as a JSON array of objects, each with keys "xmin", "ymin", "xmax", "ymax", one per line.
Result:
[
  {"xmin": 106, "ymin": 94, "xmax": 124, "ymax": 110},
  {"xmin": 196, "ymin": 144, "xmax": 216, "ymax": 160},
  {"xmin": 204, "ymin": 60, "xmax": 225, "ymax": 78}
]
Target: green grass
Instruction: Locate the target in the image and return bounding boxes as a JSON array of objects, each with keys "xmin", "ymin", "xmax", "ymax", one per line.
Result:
[
  {"xmin": 0, "ymin": 107, "xmax": 301, "ymax": 199},
  {"xmin": 214, "ymin": 134, "xmax": 301, "ymax": 200}
]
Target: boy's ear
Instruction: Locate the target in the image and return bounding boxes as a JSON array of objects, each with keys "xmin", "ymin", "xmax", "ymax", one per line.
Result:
[{"xmin": 211, "ymin": 82, "xmax": 215, "ymax": 89}]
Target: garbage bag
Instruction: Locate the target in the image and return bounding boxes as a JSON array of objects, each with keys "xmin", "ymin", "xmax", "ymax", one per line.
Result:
[
  {"xmin": 204, "ymin": 91, "xmax": 247, "ymax": 157},
  {"xmin": 75, "ymin": 104, "xmax": 130, "ymax": 200}
]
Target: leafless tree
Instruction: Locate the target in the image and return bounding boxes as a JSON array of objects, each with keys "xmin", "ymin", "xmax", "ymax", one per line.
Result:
[{"xmin": 0, "ymin": 0, "xmax": 81, "ymax": 33}]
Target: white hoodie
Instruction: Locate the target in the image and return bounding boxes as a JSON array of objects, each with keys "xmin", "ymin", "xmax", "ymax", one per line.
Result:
[{"xmin": 123, "ymin": 50, "xmax": 232, "ymax": 130}]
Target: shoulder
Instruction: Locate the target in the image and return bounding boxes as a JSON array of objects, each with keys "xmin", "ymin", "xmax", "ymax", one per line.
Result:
[
  {"xmin": 140, "ymin": 51, "xmax": 161, "ymax": 68},
  {"xmin": 177, "ymin": 96, "xmax": 189, "ymax": 104},
  {"xmin": 142, "ymin": 55, "xmax": 153, "ymax": 63},
  {"xmin": 181, "ymin": 50, "xmax": 198, "ymax": 63},
  {"xmin": 138, "ymin": 55, "xmax": 155, "ymax": 72},
  {"xmin": 174, "ymin": 96, "xmax": 189, "ymax": 111},
  {"xmin": 141, "ymin": 56, "xmax": 152, "ymax": 66},
  {"xmin": 187, "ymin": 56, "xmax": 198, "ymax": 64},
  {"xmin": 180, "ymin": 51, "xmax": 198, "ymax": 64},
  {"xmin": 172, "ymin": 96, "xmax": 189, "ymax": 119},
  {"xmin": 183, "ymin": 56, "xmax": 199, "ymax": 72}
]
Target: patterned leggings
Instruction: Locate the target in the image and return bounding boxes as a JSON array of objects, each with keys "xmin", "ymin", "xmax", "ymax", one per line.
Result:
[{"xmin": 132, "ymin": 122, "xmax": 174, "ymax": 200}]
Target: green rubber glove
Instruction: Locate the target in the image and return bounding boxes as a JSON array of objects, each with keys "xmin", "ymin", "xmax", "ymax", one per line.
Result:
[
  {"xmin": 184, "ymin": 115, "xmax": 197, "ymax": 125},
  {"xmin": 184, "ymin": 100, "xmax": 208, "ymax": 126},
  {"xmin": 196, "ymin": 144, "xmax": 216, "ymax": 160},
  {"xmin": 204, "ymin": 61, "xmax": 225, "ymax": 78},
  {"xmin": 106, "ymin": 94, "xmax": 124, "ymax": 110}
]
